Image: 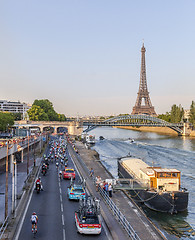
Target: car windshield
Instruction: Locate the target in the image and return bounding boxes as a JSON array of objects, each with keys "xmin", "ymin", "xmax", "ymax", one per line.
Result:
[
  {"xmin": 82, "ymin": 217, "xmax": 99, "ymax": 224},
  {"xmin": 72, "ymin": 189, "xmax": 84, "ymax": 193},
  {"xmin": 66, "ymin": 169, "xmax": 74, "ymax": 173}
]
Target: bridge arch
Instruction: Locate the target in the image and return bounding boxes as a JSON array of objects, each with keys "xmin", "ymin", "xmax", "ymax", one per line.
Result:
[
  {"xmin": 43, "ymin": 126, "xmax": 55, "ymax": 133},
  {"xmin": 83, "ymin": 115, "xmax": 184, "ymax": 135}
]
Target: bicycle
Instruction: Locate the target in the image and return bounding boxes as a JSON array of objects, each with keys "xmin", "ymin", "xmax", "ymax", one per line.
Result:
[{"xmin": 32, "ymin": 223, "xmax": 37, "ymax": 238}]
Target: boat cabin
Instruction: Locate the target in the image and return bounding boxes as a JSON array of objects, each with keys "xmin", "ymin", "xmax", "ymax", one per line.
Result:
[
  {"xmin": 120, "ymin": 157, "xmax": 181, "ymax": 192},
  {"xmin": 139, "ymin": 167, "xmax": 181, "ymax": 192}
]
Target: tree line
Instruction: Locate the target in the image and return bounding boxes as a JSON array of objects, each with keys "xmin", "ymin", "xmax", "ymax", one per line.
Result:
[
  {"xmin": 27, "ymin": 99, "xmax": 66, "ymax": 121},
  {"xmin": 158, "ymin": 101, "xmax": 195, "ymax": 125},
  {"xmin": 0, "ymin": 99, "xmax": 66, "ymax": 131},
  {"xmin": 0, "ymin": 100, "xmax": 195, "ymax": 132}
]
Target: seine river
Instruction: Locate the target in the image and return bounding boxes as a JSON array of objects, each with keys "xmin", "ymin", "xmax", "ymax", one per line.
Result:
[{"xmin": 88, "ymin": 127, "xmax": 195, "ymax": 240}]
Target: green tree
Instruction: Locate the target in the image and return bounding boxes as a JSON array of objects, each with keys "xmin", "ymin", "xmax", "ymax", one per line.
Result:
[
  {"xmin": 158, "ymin": 112, "xmax": 171, "ymax": 122},
  {"xmin": 27, "ymin": 105, "xmax": 49, "ymax": 121},
  {"xmin": 0, "ymin": 112, "xmax": 15, "ymax": 131},
  {"xmin": 170, "ymin": 104, "xmax": 184, "ymax": 123},
  {"xmin": 100, "ymin": 116, "xmax": 105, "ymax": 120},
  {"xmin": 33, "ymin": 99, "xmax": 59, "ymax": 121},
  {"xmin": 30, "ymin": 99, "xmax": 66, "ymax": 121},
  {"xmin": 11, "ymin": 112, "xmax": 22, "ymax": 121},
  {"xmin": 58, "ymin": 114, "xmax": 66, "ymax": 121},
  {"xmin": 47, "ymin": 109, "xmax": 59, "ymax": 121},
  {"xmin": 33, "ymin": 99, "xmax": 53, "ymax": 113},
  {"xmin": 189, "ymin": 101, "xmax": 195, "ymax": 126}
]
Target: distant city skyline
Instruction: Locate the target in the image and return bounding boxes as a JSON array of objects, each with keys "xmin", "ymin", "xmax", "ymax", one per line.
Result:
[{"xmin": 0, "ymin": 1, "xmax": 194, "ymax": 116}]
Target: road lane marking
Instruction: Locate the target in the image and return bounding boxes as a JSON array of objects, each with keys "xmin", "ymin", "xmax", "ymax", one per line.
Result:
[
  {"xmin": 68, "ymin": 150, "xmax": 82, "ymax": 180},
  {"xmin": 57, "ymin": 162, "xmax": 66, "ymax": 240},
  {"xmin": 61, "ymin": 203, "xmax": 64, "ymax": 212},
  {"xmin": 63, "ymin": 228, "xmax": 66, "ymax": 240},
  {"xmin": 62, "ymin": 214, "xmax": 64, "ymax": 226},
  {"xmin": 14, "ymin": 167, "xmax": 42, "ymax": 240}
]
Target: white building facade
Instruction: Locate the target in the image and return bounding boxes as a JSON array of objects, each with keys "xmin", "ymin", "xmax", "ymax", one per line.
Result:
[{"xmin": 0, "ymin": 100, "xmax": 31, "ymax": 117}]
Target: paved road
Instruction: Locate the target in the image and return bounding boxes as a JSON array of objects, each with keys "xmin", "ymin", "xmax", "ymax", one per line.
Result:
[{"xmin": 16, "ymin": 142, "xmax": 108, "ymax": 240}]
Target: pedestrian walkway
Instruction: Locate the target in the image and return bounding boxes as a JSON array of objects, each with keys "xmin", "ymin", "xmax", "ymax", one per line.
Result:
[{"xmin": 0, "ymin": 155, "xmax": 42, "ymax": 224}]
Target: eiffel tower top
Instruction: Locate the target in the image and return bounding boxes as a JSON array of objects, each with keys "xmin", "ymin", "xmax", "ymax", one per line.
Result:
[
  {"xmin": 131, "ymin": 44, "xmax": 157, "ymax": 116},
  {"xmin": 141, "ymin": 42, "xmax": 146, "ymax": 52}
]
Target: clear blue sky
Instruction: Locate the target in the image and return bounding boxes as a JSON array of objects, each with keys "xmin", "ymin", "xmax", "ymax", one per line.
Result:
[{"xmin": 0, "ymin": 0, "xmax": 194, "ymax": 116}]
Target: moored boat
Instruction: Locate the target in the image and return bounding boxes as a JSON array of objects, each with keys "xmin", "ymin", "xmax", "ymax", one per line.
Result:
[
  {"xmin": 86, "ymin": 135, "xmax": 95, "ymax": 145},
  {"xmin": 118, "ymin": 156, "xmax": 188, "ymax": 214}
]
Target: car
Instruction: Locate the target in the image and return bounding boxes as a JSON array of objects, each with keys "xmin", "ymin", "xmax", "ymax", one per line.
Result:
[
  {"xmin": 75, "ymin": 196, "xmax": 101, "ymax": 235},
  {"xmin": 67, "ymin": 184, "xmax": 86, "ymax": 200},
  {"xmin": 63, "ymin": 168, "xmax": 75, "ymax": 180}
]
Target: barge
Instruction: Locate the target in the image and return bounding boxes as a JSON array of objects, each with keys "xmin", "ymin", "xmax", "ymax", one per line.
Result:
[{"xmin": 118, "ymin": 156, "xmax": 188, "ymax": 213}]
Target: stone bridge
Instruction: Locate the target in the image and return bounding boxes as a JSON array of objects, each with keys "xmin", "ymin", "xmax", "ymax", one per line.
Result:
[{"xmin": 14, "ymin": 120, "xmax": 83, "ymax": 135}]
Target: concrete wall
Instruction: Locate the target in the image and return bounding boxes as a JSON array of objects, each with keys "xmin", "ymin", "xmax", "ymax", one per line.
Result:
[
  {"xmin": 116, "ymin": 126, "xmax": 179, "ymax": 136},
  {"xmin": 116, "ymin": 126, "xmax": 195, "ymax": 137}
]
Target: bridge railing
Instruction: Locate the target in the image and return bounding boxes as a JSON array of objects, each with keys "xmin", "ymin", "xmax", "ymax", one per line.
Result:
[
  {"xmin": 83, "ymin": 121, "xmax": 184, "ymax": 127},
  {"xmin": 0, "ymin": 216, "xmax": 9, "ymax": 240}
]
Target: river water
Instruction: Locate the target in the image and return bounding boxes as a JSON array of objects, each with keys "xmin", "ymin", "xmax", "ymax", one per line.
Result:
[{"xmin": 88, "ymin": 127, "xmax": 195, "ymax": 239}]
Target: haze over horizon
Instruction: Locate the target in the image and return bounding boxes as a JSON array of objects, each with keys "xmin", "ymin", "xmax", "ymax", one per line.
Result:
[{"xmin": 0, "ymin": 1, "xmax": 195, "ymax": 116}]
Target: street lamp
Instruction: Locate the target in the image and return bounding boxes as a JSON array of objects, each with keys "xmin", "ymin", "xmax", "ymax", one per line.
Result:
[
  {"xmin": 5, "ymin": 141, "xmax": 9, "ymax": 219},
  {"xmin": 27, "ymin": 130, "xmax": 29, "ymax": 175},
  {"xmin": 33, "ymin": 136, "xmax": 36, "ymax": 167}
]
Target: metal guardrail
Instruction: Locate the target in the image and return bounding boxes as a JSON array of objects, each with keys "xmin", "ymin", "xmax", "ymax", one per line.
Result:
[
  {"xmin": 98, "ymin": 187, "xmax": 141, "ymax": 240},
  {"xmin": 68, "ymin": 143, "xmax": 141, "ymax": 240},
  {"xmin": 0, "ymin": 216, "xmax": 9, "ymax": 239}
]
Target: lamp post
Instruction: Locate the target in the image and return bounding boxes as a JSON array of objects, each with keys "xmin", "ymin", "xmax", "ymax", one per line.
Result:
[
  {"xmin": 34, "ymin": 137, "xmax": 36, "ymax": 167},
  {"xmin": 12, "ymin": 154, "xmax": 17, "ymax": 216},
  {"xmin": 5, "ymin": 141, "xmax": 9, "ymax": 219},
  {"xmin": 27, "ymin": 131, "xmax": 29, "ymax": 175}
]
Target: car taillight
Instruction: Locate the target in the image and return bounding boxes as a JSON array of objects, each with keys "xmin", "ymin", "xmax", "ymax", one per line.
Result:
[
  {"xmin": 81, "ymin": 193, "xmax": 85, "ymax": 195},
  {"xmin": 98, "ymin": 224, "xmax": 101, "ymax": 228},
  {"xmin": 79, "ymin": 224, "xmax": 82, "ymax": 228},
  {"xmin": 70, "ymin": 193, "xmax": 74, "ymax": 195}
]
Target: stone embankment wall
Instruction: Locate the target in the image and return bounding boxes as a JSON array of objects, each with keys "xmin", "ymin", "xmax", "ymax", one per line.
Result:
[
  {"xmin": 190, "ymin": 130, "xmax": 195, "ymax": 137},
  {"xmin": 116, "ymin": 126, "xmax": 195, "ymax": 137}
]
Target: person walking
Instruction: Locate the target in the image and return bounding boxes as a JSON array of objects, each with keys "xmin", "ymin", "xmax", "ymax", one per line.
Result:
[
  {"xmin": 108, "ymin": 183, "xmax": 112, "ymax": 197},
  {"xmin": 95, "ymin": 176, "xmax": 101, "ymax": 191},
  {"xmin": 104, "ymin": 182, "xmax": 108, "ymax": 192},
  {"xmin": 89, "ymin": 168, "xmax": 94, "ymax": 177}
]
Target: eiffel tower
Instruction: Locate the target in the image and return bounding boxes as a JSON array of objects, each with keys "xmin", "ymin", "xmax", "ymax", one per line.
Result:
[{"xmin": 132, "ymin": 43, "xmax": 157, "ymax": 116}]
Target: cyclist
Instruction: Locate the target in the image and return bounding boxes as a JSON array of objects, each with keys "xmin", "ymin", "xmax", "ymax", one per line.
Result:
[
  {"xmin": 56, "ymin": 162, "xmax": 59, "ymax": 170},
  {"xmin": 35, "ymin": 177, "xmax": 43, "ymax": 190},
  {"xmin": 31, "ymin": 212, "xmax": 38, "ymax": 232},
  {"xmin": 59, "ymin": 170, "xmax": 63, "ymax": 180},
  {"xmin": 42, "ymin": 163, "xmax": 47, "ymax": 171}
]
